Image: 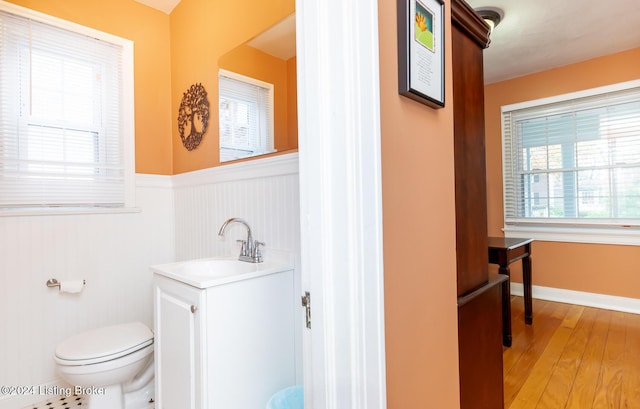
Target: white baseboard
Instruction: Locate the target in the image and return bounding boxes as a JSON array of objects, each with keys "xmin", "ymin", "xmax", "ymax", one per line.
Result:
[{"xmin": 511, "ymin": 282, "xmax": 640, "ymax": 315}]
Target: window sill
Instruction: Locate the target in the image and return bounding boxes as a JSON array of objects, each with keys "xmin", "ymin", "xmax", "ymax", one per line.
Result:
[
  {"xmin": 0, "ymin": 207, "xmax": 141, "ymax": 217},
  {"xmin": 503, "ymin": 224, "xmax": 640, "ymax": 246}
]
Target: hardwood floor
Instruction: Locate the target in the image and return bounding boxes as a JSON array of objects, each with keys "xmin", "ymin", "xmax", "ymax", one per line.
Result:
[{"xmin": 503, "ymin": 296, "xmax": 640, "ymax": 409}]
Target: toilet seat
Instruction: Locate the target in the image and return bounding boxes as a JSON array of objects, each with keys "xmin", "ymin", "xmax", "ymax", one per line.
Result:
[{"xmin": 55, "ymin": 322, "xmax": 153, "ymax": 366}]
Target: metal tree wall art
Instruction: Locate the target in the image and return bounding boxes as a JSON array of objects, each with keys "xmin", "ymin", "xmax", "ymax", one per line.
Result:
[{"xmin": 178, "ymin": 83, "xmax": 210, "ymax": 151}]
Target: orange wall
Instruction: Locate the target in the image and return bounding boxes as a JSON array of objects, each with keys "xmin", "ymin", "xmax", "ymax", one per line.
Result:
[
  {"xmin": 485, "ymin": 48, "xmax": 640, "ymax": 298},
  {"xmin": 6, "ymin": 0, "xmax": 173, "ymax": 175},
  {"xmin": 379, "ymin": 0, "xmax": 461, "ymax": 407},
  {"xmin": 169, "ymin": 0, "xmax": 295, "ymax": 174},
  {"xmin": 218, "ymin": 46, "xmax": 296, "ymax": 152}
]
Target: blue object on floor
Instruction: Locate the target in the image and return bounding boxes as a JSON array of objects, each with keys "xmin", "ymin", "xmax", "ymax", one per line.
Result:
[{"xmin": 266, "ymin": 385, "xmax": 303, "ymax": 409}]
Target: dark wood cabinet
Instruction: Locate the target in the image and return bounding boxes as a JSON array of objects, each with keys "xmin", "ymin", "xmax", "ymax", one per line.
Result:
[
  {"xmin": 458, "ymin": 274, "xmax": 507, "ymax": 409},
  {"xmin": 452, "ymin": 0, "xmax": 490, "ymax": 297},
  {"xmin": 451, "ymin": 0, "xmax": 505, "ymax": 408}
]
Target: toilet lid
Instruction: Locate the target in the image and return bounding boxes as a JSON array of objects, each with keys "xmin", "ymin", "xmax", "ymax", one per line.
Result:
[{"xmin": 55, "ymin": 322, "xmax": 153, "ymax": 364}]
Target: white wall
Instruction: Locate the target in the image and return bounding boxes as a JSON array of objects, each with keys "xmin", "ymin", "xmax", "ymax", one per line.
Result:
[
  {"xmin": 0, "ymin": 152, "xmax": 301, "ymax": 407},
  {"xmin": 0, "ymin": 175, "xmax": 175, "ymax": 406},
  {"xmin": 173, "ymin": 153, "xmax": 300, "ymax": 260}
]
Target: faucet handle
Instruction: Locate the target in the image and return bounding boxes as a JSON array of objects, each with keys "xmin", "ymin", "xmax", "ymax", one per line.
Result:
[
  {"xmin": 236, "ymin": 239, "xmax": 248, "ymax": 256},
  {"xmin": 253, "ymin": 241, "xmax": 265, "ymax": 262}
]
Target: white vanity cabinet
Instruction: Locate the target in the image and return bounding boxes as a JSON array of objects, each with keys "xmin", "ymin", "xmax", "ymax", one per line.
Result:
[{"xmin": 152, "ymin": 261, "xmax": 296, "ymax": 409}]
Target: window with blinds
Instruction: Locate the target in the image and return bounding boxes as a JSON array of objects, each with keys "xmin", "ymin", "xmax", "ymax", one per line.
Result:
[
  {"xmin": 502, "ymin": 81, "xmax": 640, "ymax": 231},
  {"xmin": 218, "ymin": 69, "xmax": 274, "ymax": 162},
  {"xmin": 0, "ymin": 3, "xmax": 134, "ymax": 213}
]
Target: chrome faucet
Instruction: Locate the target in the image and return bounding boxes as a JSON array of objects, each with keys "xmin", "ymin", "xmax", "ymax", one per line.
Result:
[{"xmin": 217, "ymin": 218, "xmax": 264, "ymax": 263}]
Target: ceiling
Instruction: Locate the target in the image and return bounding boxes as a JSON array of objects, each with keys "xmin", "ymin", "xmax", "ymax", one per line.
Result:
[
  {"xmin": 134, "ymin": 0, "xmax": 180, "ymax": 14},
  {"xmin": 247, "ymin": 13, "xmax": 296, "ymax": 60},
  {"xmin": 135, "ymin": 0, "xmax": 640, "ymax": 84},
  {"xmin": 466, "ymin": 0, "xmax": 640, "ymax": 84}
]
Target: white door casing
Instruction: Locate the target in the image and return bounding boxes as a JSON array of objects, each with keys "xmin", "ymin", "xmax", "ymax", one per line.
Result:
[{"xmin": 296, "ymin": 0, "xmax": 387, "ymax": 408}]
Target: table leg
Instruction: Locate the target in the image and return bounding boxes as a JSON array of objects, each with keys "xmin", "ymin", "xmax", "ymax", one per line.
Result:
[
  {"xmin": 523, "ymin": 254, "xmax": 533, "ymax": 325},
  {"xmin": 499, "ymin": 265, "xmax": 512, "ymax": 347}
]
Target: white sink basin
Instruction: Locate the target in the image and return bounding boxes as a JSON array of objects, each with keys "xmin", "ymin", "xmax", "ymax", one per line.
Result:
[{"xmin": 150, "ymin": 252, "xmax": 293, "ymax": 289}]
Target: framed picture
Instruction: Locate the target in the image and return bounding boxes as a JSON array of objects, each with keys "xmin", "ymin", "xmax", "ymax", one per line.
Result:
[{"xmin": 397, "ymin": 0, "xmax": 445, "ymax": 108}]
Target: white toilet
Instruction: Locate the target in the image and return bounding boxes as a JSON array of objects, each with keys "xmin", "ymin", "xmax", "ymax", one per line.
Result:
[{"xmin": 54, "ymin": 322, "xmax": 155, "ymax": 409}]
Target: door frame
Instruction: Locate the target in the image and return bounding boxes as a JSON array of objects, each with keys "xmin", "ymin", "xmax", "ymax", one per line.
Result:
[{"xmin": 296, "ymin": 0, "xmax": 387, "ymax": 407}]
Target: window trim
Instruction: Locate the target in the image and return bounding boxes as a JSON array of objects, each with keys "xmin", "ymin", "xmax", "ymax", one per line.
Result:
[
  {"xmin": 501, "ymin": 79, "xmax": 640, "ymax": 246},
  {"xmin": 0, "ymin": 1, "xmax": 135, "ymax": 216},
  {"xmin": 218, "ymin": 68, "xmax": 275, "ymax": 162},
  {"xmin": 503, "ymin": 224, "xmax": 640, "ymax": 247}
]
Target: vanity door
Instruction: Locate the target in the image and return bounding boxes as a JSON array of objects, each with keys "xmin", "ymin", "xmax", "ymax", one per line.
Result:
[{"xmin": 154, "ymin": 275, "xmax": 207, "ymax": 409}]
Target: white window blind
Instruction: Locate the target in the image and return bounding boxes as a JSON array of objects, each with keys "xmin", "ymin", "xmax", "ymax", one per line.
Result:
[
  {"xmin": 502, "ymin": 81, "xmax": 640, "ymax": 230},
  {"xmin": 0, "ymin": 4, "xmax": 134, "ymax": 212},
  {"xmin": 218, "ymin": 69, "xmax": 274, "ymax": 162}
]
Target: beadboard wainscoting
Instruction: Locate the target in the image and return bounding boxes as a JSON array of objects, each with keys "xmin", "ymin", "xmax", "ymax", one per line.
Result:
[
  {"xmin": 172, "ymin": 152, "xmax": 303, "ymax": 380},
  {"xmin": 0, "ymin": 175, "xmax": 175, "ymax": 409},
  {"xmin": 0, "ymin": 152, "xmax": 302, "ymax": 408},
  {"xmin": 172, "ymin": 153, "xmax": 300, "ymax": 261}
]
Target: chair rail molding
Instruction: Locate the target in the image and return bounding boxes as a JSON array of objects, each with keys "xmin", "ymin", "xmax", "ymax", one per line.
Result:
[{"xmin": 172, "ymin": 152, "xmax": 299, "ymax": 188}]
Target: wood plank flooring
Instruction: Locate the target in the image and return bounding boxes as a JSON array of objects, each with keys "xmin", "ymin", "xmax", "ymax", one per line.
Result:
[{"xmin": 504, "ymin": 296, "xmax": 640, "ymax": 409}]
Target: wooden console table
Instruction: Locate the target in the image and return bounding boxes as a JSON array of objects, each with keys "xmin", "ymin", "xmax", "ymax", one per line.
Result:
[{"xmin": 488, "ymin": 237, "xmax": 533, "ymax": 347}]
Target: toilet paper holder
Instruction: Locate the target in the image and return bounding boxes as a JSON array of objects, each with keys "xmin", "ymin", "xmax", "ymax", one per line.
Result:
[{"xmin": 46, "ymin": 278, "xmax": 86, "ymax": 288}]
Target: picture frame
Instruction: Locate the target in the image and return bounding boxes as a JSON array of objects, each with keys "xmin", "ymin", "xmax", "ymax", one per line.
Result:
[{"xmin": 397, "ymin": 0, "xmax": 445, "ymax": 109}]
